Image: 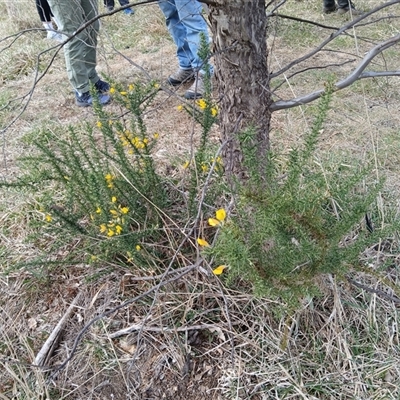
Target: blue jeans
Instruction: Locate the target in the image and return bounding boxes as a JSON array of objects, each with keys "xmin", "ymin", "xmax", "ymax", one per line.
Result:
[{"xmin": 158, "ymin": 0, "xmax": 212, "ymax": 73}]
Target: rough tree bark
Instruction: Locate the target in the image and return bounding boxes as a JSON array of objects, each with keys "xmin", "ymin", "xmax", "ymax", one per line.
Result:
[{"xmin": 208, "ymin": 0, "xmax": 271, "ymax": 181}]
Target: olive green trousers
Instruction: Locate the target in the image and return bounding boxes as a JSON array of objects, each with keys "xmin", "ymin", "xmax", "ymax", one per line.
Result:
[{"xmin": 47, "ymin": 0, "xmax": 100, "ymax": 94}]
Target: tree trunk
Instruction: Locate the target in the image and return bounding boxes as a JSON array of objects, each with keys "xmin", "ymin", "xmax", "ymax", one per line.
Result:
[{"xmin": 208, "ymin": 0, "xmax": 271, "ymax": 181}]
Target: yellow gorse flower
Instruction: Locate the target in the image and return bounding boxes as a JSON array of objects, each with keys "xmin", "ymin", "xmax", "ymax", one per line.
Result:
[
  {"xmin": 215, "ymin": 208, "xmax": 226, "ymax": 222},
  {"xmin": 196, "ymin": 99, "xmax": 207, "ymax": 109},
  {"xmin": 197, "ymin": 238, "xmax": 210, "ymax": 247},
  {"xmin": 111, "ymin": 196, "xmax": 117, "ymax": 203},
  {"xmin": 212, "ymin": 265, "xmax": 227, "ymax": 275},
  {"xmin": 208, "ymin": 208, "xmax": 226, "ymax": 227},
  {"xmin": 45, "ymin": 214, "xmax": 52, "ymax": 222},
  {"xmin": 110, "ymin": 87, "xmax": 115, "ymax": 94},
  {"xmin": 105, "ymin": 173, "xmax": 115, "ymax": 188},
  {"xmin": 177, "ymin": 105, "xmax": 183, "ymax": 111},
  {"xmin": 120, "ymin": 206, "xmax": 129, "ymax": 214},
  {"xmin": 208, "ymin": 218, "xmax": 220, "ymax": 227},
  {"xmin": 211, "ymin": 107, "xmax": 218, "ymax": 117},
  {"xmin": 96, "ymin": 121, "xmax": 102, "ymax": 128}
]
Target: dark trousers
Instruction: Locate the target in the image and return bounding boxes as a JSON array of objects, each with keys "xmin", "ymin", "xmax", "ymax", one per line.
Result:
[
  {"xmin": 36, "ymin": 0, "xmax": 53, "ymax": 22},
  {"xmin": 104, "ymin": 0, "xmax": 130, "ymax": 8},
  {"xmin": 323, "ymin": 0, "xmax": 355, "ymax": 10}
]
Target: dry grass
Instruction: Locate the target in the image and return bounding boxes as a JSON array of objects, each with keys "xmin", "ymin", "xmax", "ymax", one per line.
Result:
[{"xmin": 1, "ymin": 0, "xmax": 400, "ymax": 399}]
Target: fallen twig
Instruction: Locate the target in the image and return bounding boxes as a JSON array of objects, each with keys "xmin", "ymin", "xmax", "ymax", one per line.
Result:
[
  {"xmin": 347, "ymin": 277, "xmax": 400, "ymax": 305},
  {"xmin": 108, "ymin": 323, "xmax": 225, "ymax": 339},
  {"xmin": 34, "ymin": 292, "xmax": 82, "ymax": 369}
]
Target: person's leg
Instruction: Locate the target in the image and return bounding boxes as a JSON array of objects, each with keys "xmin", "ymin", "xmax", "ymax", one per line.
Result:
[
  {"xmin": 323, "ymin": 0, "xmax": 337, "ymax": 12},
  {"xmin": 158, "ymin": 0, "xmax": 193, "ymax": 71},
  {"xmin": 36, "ymin": 0, "xmax": 64, "ymax": 41},
  {"xmin": 118, "ymin": 0, "xmax": 135, "ymax": 14},
  {"xmin": 36, "ymin": 0, "xmax": 53, "ymax": 22},
  {"xmin": 104, "ymin": 0, "xmax": 115, "ymax": 10},
  {"xmin": 174, "ymin": 0, "xmax": 210, "ymax": 73},
  {"xmin": 80, "ymin": 0, "xmax": 101, "ymax": 86},
  {"xmin": 337, "ymin": 0, "xmax": 356, "ymax": 10},
  {"xmin": 47, "ymin": 0, "xmax": 98, "ymax": 93}
]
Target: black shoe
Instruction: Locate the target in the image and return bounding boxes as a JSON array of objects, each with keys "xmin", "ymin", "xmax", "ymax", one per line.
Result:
[
  {"xmin": 323, "ymin": 6, "xmax": 337, "ymax": 13},
  {"xmin": 94, "ymin": 79, "xmax": 110, "ymax": 94},
  {"xmin": 75, "ymin": 91, "xmax": 111, "ymax": 107}
]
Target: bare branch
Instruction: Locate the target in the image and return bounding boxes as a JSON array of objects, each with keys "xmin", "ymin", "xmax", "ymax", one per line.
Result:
[
  {"xmin": 270, "ymin": 0, "xmax": 400, "ymax": 79},
  {"xmin": 270, "ymin": 34, "xmax": 400, "ymax": 111},
  {"xmin": 34, "ymin": 293, "xmax": 82, "ymax": 368},
  {"xmin": 272, "ymin": 59, "xmax": 356, "ymax": 93},
  {"xmin": 347, "ymin": 277, "xmax": 400, "ymax": 305}
]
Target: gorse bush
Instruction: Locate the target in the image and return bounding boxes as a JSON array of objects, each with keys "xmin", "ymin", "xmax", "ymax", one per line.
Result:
[
  {"xmin": 21, "ymin": 81, "xmax": 168, "ymax": 270},
  {"xmin": 201, "ymin": 85, "xmax": 389, "ymax": 303},
  {"xmin": 7, "ymin": 52, "xmax": 222, "ymax": 275},
  {"xmin": 3, "ymin": 48, "xmax": 393, "ymax": 305}
]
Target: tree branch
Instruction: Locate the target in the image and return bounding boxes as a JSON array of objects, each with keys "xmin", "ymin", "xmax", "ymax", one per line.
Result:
[
  {"xmin": 270, "ymin": 0, "xmax": 400, "ymax": 79},
  {"xmin": 270, "ymin": 34, "xmax": 400, "ymax": 111}
]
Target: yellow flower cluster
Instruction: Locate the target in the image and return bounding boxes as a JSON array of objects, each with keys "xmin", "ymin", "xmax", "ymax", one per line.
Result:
[
  {"xmin": 98, "ymin": 196, "xmax": 129, "ymax": 237},
  {"xmin": 118, "ymin": 130, "xmax": 149, "ymax": 153},
  {"xmin": 197, "ymin": 208, "xmax": 227, "ymax": 275},
  {"xmin": 195, "ymin": 99, "xmax": 218, "ymax": 116},
  {"xmin": 105, "ymin": 173, "xmax": 115, "ymax": 188},
  {"xmin": 183, "ymin": 156, "xmax": 223, "ymax": 173}
]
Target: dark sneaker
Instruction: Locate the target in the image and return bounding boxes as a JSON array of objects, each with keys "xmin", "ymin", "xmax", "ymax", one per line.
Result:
[
  {"xmin": 184, "ymin": 75, "xmax": 205, "ymax": 100},
  {"xmin": 75, "ymin": 91, "xmax": 111, "ymax": 107},
  {"xmin": 167, "ymin": 68, "xmax": 194, "ymax": 86},
  {"xmin": 94, "ymin": 79, "xmax": 110, "ymax": 94},
  {"xmin": 337, "ymin": 7, "xmax": 363, "ymax": 15},
  {"xmin": 323, "ymin": 6, "xmax": 337, "ymax": 13},
  {"xmin": 123, "ymin": 8, "xmax": 134, "ymax": 15}
]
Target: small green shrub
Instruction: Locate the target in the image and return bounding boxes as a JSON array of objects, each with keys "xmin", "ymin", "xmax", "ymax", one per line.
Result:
[
  {"xmin": 3, "ymin": 46, "xmax": 221, "ymax": 277},
  {"xmin": 202, "ymin": 85, "xmax": 392, "ymax": 304}
]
